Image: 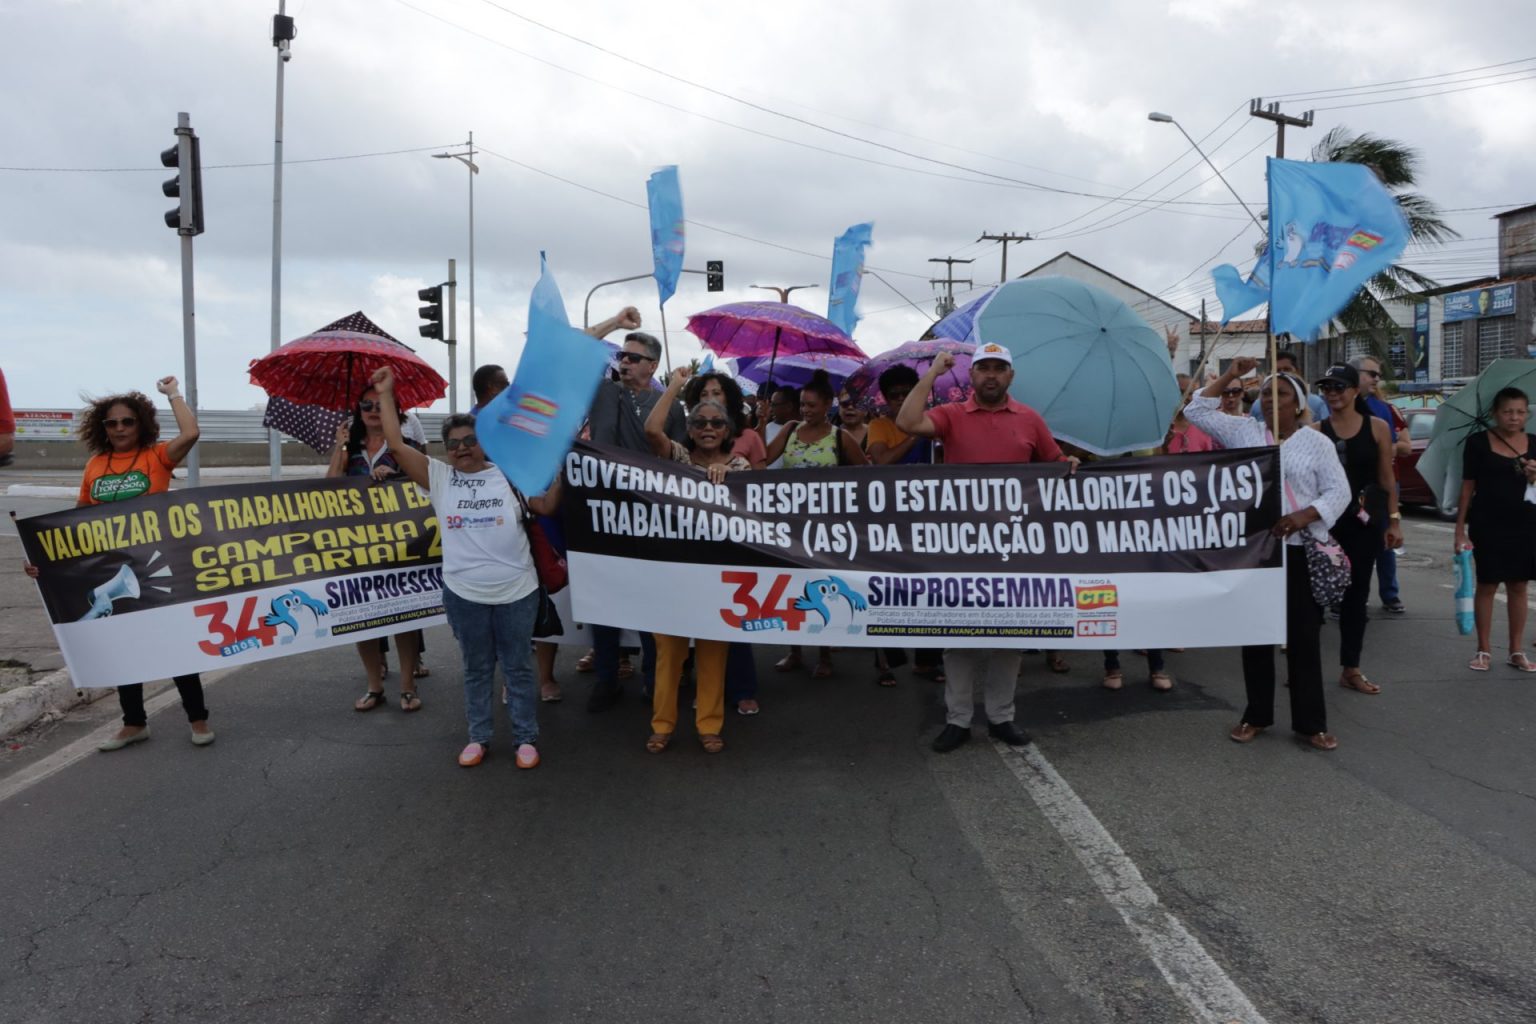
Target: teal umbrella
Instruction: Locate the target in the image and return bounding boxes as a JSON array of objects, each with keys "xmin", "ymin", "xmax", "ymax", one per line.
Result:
[
  {"xmin": 971, "ymin": 277, "xmax": 1180, "ymax": 456},
  {"xmin": 1417, "ymin": 358, "xmax": 1536, "ymax": 511}
]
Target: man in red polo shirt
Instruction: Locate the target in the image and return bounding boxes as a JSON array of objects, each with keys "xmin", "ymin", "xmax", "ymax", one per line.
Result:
[{"xmin": 896, "ymin": 342, "xmax": 1078, "ymax": 752}]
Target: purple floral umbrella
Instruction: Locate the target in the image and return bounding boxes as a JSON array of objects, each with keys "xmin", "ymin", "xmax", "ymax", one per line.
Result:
[
  {"xmin": 733, "ymin": 351, "xmax": 865, "ymax": 391},
  {"xmin": 685, "ymin": 302, "xmax": 866, "ymax": 385},
  {"xmin": 843, "ymin": 339, "xmax": 974, "ymax": 415}
]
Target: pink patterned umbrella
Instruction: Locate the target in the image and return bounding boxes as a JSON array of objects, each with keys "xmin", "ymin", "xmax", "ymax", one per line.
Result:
[
  {"xmin": 248, "ymin": 311, "xmax": 447, "ymax": 411},
  {"xmin": 685, "ymin": 302, "xmax": 866, "ymax": 384}
]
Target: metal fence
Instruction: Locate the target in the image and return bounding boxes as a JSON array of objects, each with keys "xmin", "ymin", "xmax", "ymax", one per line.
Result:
[{"xmin": 15, "ymin": 409, "xmax": 449, "ymax": 444}]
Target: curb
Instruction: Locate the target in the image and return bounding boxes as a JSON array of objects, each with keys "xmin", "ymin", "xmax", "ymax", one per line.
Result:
[{"xmin": 0, "ymin": 669, "xmax": 115, "ymax": 740}]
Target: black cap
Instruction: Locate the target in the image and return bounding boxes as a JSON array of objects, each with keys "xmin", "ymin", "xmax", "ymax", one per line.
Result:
[{"xmin": 1315, "ymin": 364, "xmax": 1359, "ymax": 389}]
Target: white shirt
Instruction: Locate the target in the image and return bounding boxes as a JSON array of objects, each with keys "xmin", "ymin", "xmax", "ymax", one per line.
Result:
[
  {"xmin": 425, "ymin": 459, "xmax": 537, "ymax": 604},
  {"xmin": 765, "ymin": 421, "xmax": 787, "ymax": 470},
  {"xmin": 1185, "ymin": 395, "xmax": 1351, "ymax": 546}
]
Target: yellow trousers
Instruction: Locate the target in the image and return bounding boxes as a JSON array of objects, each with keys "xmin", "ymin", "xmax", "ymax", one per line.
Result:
[{"xmin": 652, "ymin": 635, "xmax": 728, "ymax": 737}]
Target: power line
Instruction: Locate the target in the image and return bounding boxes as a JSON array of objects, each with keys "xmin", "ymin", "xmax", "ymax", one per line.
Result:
[
  {"xmin": 1312, "ymin": 72, "xmax": 1536, "ymax": 112},
  {"xmin": 1267, "ymin": 56, "xmax": 1536, "ymax": 100},
  {"xmin": 474, "ymin": 145, "xmax": 932, "ymax": 280}
]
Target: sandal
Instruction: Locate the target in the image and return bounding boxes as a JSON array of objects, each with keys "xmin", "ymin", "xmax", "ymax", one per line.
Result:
[
  {"xmin": 736, "ymin": 699, "xmax": 761, "ymax": 715},
  {"xmin": 813, "ymin": 661, "xmax": 834, "ymax": 679},
  {"xmin": 774, "ymin": 654, "xmax": 803, "ymax": 672},
  {"xmin": 617, "ymin": 657, "xmax": 635, "ymax": 681},
  {"xmin": 576, "ymin": 650, "xmax": 596, "ymax": 673},
  {"xmin": 645, "ymin": 732, "xmax": 672, "ymax": 754},
  {"xmin": 700, "ymin": 733, "xmax": 724, "ymax": 754},
  {"xmin": 1229, "ymin": 722, "xmax": 1264, "ymax": 743},
  {"xmin": 876, "ymin": 671, "xmax": 897, "ymax": 688},
  {"xmin": 540, "ymin": 681, "xmax": 563, "ymax": 703},
  {"xmin": 1101, "ymin": 670, "xmax": 1123, "ymax": 691},
  {"xmin": 1150, "ymin": 671, "xmax": 1173, "ymax": 692},
  {"xmin": 1340, "ymin": 670, "xmax": 1381, "ymax": 695},
  {"xmin": 400, "ymin": 691, "xmax": 422, "ymax": 712},
  {"xmin": 1302, "ymin": 732, "xmax": 1339, "ymax": 751},
  {"xmin": 1469, "ymin": 651, "xmax": 1491, "ymax": 672},
  {"xmin": 413, "ymin": 663, "xmax": 431, "ymax": 679},
  {"xmin": 1046, "ymin": 653, "xmax": 1070, "ymax": 674},
  {"xmin": 354, "ymin": 690, "xmax": 386, "ymax": 712},
  {"xmin": 1509, "ymin": 652, "xmax": 1536, "ymax": 673}
]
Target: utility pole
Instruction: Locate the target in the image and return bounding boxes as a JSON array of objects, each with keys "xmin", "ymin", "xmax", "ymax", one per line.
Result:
[
  {"xmin": 976, "ymin": 232, "xmax": 1031, "ymax": 283},
  {"xmin": 1248, "ymin": 98, "xmax": 1313, "ymax": 159},
  {"xmin": 268, "ymin": 2, "xmax": 295, "ymax": 480},
  {"xmin": 928, "ymin": 257, "xmax": 973, "ymax": 318}
]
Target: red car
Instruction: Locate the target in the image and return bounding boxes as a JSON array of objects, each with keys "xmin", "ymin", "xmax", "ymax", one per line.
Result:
[{"xmin": 1395, "ymin": 407, "xmax": 1445, "ymax": 511}]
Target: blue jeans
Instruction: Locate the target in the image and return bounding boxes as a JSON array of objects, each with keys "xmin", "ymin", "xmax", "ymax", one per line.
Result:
[
  {"xmin": 1376, "ymin": 546, "xmax": 1399, "ymax": 602},
  {"xmin": 443, "ymin": 587, "xmax": 540, "ymax": 746},
  {"xmin": 725, "ymin": 643, "xmax": 758, "ymax": 703}
]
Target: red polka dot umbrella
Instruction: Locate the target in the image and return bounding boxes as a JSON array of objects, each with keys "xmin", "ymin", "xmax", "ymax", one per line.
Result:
[{"xmin": 248, "ymin": 311, "xmax": 447, "ymax": 411}]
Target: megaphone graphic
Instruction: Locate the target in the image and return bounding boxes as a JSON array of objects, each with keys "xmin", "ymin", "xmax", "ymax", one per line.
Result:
[{"xmin": 77, "ymin": 564, "xmax": 141, "ymax": 621}]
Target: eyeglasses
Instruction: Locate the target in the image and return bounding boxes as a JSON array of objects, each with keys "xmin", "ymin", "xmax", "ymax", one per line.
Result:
[
  {"xmin": 618, "ymin": 352, "xmax": 652, "ymax": 364},
  {"xmin": 1316, "ymin": 382, "xmax": 1346, "ymax": 393},
  {"xmin": 1360, "ymin": 368, "xmax": 1381, "ymax": 378},
  {"xmin": 358, "ymin": 400, "xmax": 380, "ymax": 412},
  {"xmin": 445, "ymin": 434, "xmax": 479, "ymax": 450},
  {"xmin": 689, "ymin": 418, "xmax": 729, "ymax": 430},
  {"xmin": 103, "ymin": 417, "xmax": 137, "ymax": 429},
  {"xmin": 1221, "ymin": 388, "xmax": 1244, "ymax": 396}
]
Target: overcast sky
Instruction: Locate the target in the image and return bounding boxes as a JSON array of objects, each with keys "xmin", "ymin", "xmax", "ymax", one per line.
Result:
[{"xmin": 4, "ymin": 0, "xmax": 1533, "ymax": 412}]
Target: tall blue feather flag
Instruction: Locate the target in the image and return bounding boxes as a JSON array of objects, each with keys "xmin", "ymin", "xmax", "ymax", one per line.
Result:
[
  {"xmin": 646, "ymin": 166, "xmax": 685, "ymax": 307},
  {"xmin": 1266, "ymin": 157, "xmax": 1409, "ymax": 340},
  {"xmin": 477, "ymin": 254, "xmax": 611, "ymax": 494},
  {"xmin": 827, "ymin": 222, "xmax": 873, "ymax": 336},
  {"xmin": 1210, "ymin": 252, "xmax": 1271, "ymax": 324}
]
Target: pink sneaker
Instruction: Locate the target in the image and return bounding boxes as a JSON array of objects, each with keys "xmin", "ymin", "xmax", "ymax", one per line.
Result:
[
  {"xmin": 458, "ymin": 742, "xmax": 488, "ymax": 767},
  {"xmin": 515, "ymin": 743, "xmax": 540, "ymax": 769}
]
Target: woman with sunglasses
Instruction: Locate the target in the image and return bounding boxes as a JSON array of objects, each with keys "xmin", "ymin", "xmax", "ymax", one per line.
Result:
[
  {"xmin": 685, "ymin": 371, "xmax": 765, "ymax": 469},
  {"xmin": 327, "ymin": 383, "xmax": 424, "ymax": 712},
  {"xmin": 23, "ymin": 377, "xmax": 213, "ymax": 751},
  {"xmin": 1313, "ymin": 364, "xmax": 1403, "ymax": 695},
  {"xmin": 368, "ymin": 367, "xmax": 551, "ymax": 768},
  {"xmin": 1185, "ymin": 357, "xmax": 1351, "ymax": 751},
  {"xmin": 1456, "ymin": 387, "xmax": 1536, "ymax": 672},
  {"xmin": 641, "ymin": 368, "xmax": 751, "ymax": 753}
]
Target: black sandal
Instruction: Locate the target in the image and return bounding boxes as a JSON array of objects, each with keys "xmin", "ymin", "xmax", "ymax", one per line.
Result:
[
  {"xmin": 400, "ymin": 691, "xmax": 422, "ymax": 713},
  {"xmin": 354, "ymin": 690, "xmax": 386, "ymax": 712}
]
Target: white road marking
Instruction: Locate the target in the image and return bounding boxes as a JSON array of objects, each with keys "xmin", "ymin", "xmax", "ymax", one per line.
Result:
[
  {"xmin": 993, "ymin": 740, "xmax": 1270, "ymax": 1024},
  {"xmin": 1408, "ymin": 521, "xmax": 1454, "ymax": 533},
  {"xmin": 0, "ymin": 670, "xmax": 233, "ymax": 806}
]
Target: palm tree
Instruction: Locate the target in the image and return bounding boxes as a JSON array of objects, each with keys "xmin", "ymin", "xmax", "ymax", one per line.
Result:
[{"xmin": 1310, "ymin": 127, "xmax": 1458, "ymax": 373}]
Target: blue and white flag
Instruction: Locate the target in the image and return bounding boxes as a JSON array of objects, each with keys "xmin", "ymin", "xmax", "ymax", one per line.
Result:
[
  {"xmin": 1266, "ymin": 157, "xmax": 1409, "ymax": 340},
  {"xmin": 478, "ymin": 254, "xmax": 612, "ymax": 494},
  {"xmin": 646, "ymin": 166, "xmax": 685, "ymax": 307},
  {"xmin": 1210, "ymin": 251, "xmax": 1271, "ymax": 324},
  {"xmin": 826, "ymin": 222, "xmax": 873, "ymax": 336}
]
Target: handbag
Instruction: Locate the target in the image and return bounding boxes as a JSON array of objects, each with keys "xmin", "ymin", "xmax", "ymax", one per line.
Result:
[
  {"xmin": 510, "ymin": 486, "xmax": 569, "ymax": 594},
  {"xmin": 532, "ymin": 587, "xmax": 564, "ymax": 639},
  {"xmin": 1284, "ymin": 480, "xmax": 1351, "ymax": 607}
]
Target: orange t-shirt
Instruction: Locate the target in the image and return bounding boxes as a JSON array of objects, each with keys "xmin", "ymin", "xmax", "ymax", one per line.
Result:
[{"xmin": 77, "ymin": 443, "xmax": 177, "ymax": 505}]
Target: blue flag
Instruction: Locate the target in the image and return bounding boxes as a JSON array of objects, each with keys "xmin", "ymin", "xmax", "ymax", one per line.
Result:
[
  {"xmin": 477, "ymin": 255, "xmax": 611, "ymax": 494},
  {"xmin": 646, "ymin": 166, "xmax": 685, "ymax": 306},
  {"xmin": 1266, "ymin": 157, "xmax": 1409, "ymax": 340},
  {"xmin": 1210, "ymin": 251, "xmax": 1271, "ymax": 324},
  {"xmin": 826, "ymin": 222, "xmax": 873, "ymax": 336}
]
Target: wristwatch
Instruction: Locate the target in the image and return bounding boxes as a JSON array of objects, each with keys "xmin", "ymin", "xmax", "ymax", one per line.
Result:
[{"xmin": 1388, "ymin": 512, "xmax": 1402, "ymax": 520}]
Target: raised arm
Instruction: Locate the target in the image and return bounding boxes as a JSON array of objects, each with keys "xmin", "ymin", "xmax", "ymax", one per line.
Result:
[
  {"xmin": 326, "ymin": 420, "xmax": 351, "ymax": 479},
  {"xmin": 370, "ymin": 367, "xmax": 430, "ymax": 490},
  {"xmin": 1186, "ymin": 357, "xmax": 1265, "ymax": 449},
  {"xmin": 894, "ymin": 353, "xmax": 950, "ymax": 439},
  {"xmin": 645, "ymin": 367, "xmax": 689, "ymax": 459},
  {"xmin": 586, "ymin": 306, "xmax": 642, "ymax": 340},
  {"xmin": 156, "ymin": 376, "xmax": 200, "ymax": 465}
]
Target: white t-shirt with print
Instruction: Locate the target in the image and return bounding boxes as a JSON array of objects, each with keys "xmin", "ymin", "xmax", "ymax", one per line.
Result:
[{"xmin": 426, "ymin": 459, "xmax": 537, "ymax": 605}]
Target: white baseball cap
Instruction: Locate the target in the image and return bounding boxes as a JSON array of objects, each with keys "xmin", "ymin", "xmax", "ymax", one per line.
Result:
[{"xmin": 973, "ymin": 341, "xmax": 1014, "ymax": 367}]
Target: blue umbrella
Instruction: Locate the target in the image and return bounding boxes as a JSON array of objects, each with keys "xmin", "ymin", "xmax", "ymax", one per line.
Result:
[
  {"xmin": 929, "ymin": 287, "xmax": 996, "ymax": 342},
  {"xmin": 971, "ymin": 277, "xmax": 1180, "ymax": 456}
]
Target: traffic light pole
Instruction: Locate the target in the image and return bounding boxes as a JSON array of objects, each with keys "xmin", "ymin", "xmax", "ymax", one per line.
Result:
[
  {"xmin": 175, "ymin": 115, "xmax": 201, "ymax": 488},
  {"xmin": 446, "ymin": 258, "xmax": 458, "ymax": 412},
  {"xmin": 581, "ymin": 268, "xmax": 708, "ymax": 329},
  {"xmin": 267, "ymin": 1, "xmax": 293, "ymax": 480}
]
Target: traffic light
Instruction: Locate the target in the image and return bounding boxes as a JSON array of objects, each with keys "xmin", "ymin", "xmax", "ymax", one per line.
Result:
[
  {"xmin": 706, "ymin": 260, "xmax": 724, "ymax": 292},
  {"xmin": 160, "ymin": 118, "xmax": 204, "ymax": 236},
  {"xmin": 418, "ymin": 285, "xmax": 443, "ymax": 339}
]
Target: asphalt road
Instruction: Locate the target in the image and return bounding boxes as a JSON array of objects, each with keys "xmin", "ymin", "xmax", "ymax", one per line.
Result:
[{"xmin": 2, "ymin": 509, "xmax": 1534, "ymax": 1023}]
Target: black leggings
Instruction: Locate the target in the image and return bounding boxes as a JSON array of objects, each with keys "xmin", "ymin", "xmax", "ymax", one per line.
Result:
[
  {"xmin": 117, "ymin": 674, "xmax": 208, "ymax": 728},
  {"xmin": 1332, "ymin": 517, "xmax": 1386, "ymax": 669},
  {"xmin": 1239, "ymin": 555, "xmax": 1327, "ymax": 735}
]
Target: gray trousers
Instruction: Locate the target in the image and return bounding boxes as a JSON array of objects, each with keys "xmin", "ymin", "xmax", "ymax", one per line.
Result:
[{"xmin": 942, "ymin": 648, "xmax": 1022, "ymax": 728}]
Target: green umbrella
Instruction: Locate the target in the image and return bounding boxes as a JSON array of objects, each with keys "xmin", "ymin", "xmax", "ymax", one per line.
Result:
[{"xmin": 1417, "ymin": 358, "xmax": 1536, "ymax": 511}]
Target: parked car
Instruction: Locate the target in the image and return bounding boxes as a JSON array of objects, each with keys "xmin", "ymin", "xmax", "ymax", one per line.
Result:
[{"xmin": 1396, "ymin": 407, "xmax": 1454, "ymax": 515}]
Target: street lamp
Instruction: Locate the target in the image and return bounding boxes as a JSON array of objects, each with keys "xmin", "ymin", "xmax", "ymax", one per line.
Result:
[
  {"xmin": 433, "ymin": 132, "xmax": 478, "ymax": 380},
  {"xmin": 750, "ymin": 283, "xmax": 818, "ymax": 304},
  {"xmin": 1147, "ymin": 112, "xmax": 1264, "ymax": 231}
]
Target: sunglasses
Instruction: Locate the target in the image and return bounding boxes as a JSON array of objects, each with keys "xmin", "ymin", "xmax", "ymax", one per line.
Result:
[
  {"xmin": 1222, "ymin": 388, "xmax": 1244, "ymax": 396},
  {"xmin": 689, "ymin": 417, "xmax": 729, "ymax": 430},
  {"xmin": 1360, "ymin": 368, "xmax": 1381, "ymax": 378},
  {"xmin": 1317, "ymin": 382, "xmax": 1347, "ymax": 393},
  {"xmin": 445, "ymin": 434, "xmax": 479, "ymax": 450},
  {"xmin": 358, "ymin": 399, "xmax": 380, "ymax": 412},
  {"xmin": 618, "ymin": 352, "xmax": 652, "ymax": 364},
  {"xmin": 103, "ymin": 417, "xmax": 138, "ymax": 429}
]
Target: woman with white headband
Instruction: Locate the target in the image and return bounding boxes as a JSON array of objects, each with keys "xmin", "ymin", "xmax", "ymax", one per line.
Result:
[{"xmin": 1185, "ymin": 356, "xmax": 1351, "ymax": 751}]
